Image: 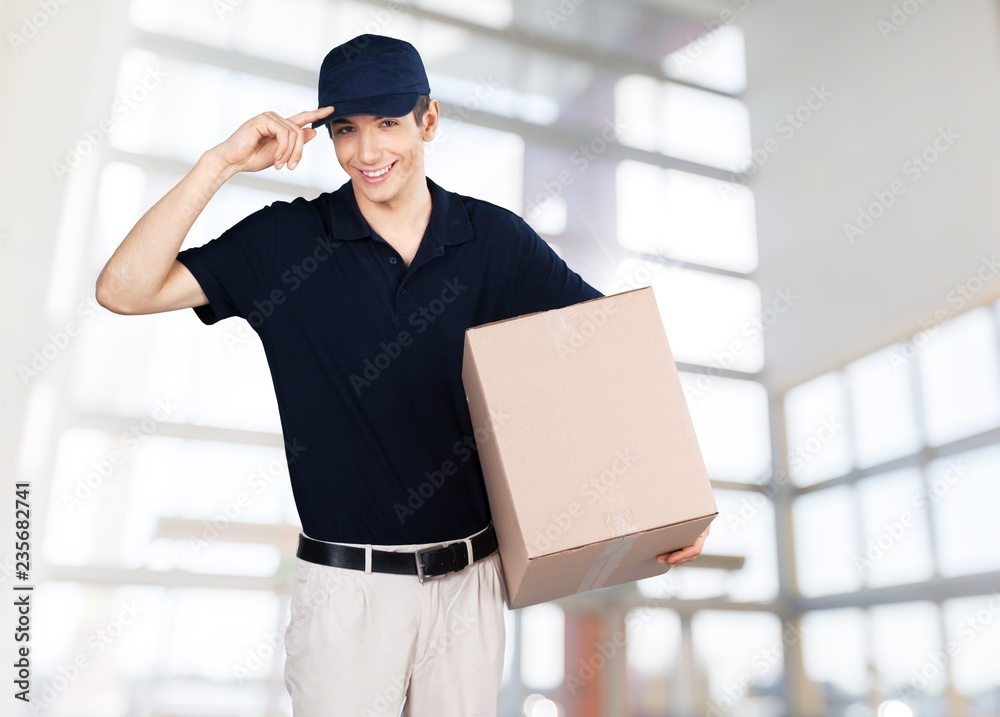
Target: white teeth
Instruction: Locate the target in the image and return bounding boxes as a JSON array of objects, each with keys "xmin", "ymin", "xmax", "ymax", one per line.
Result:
[{"xmin": 362, "ymin": 164, "xmax": 391, "ymax": 177}]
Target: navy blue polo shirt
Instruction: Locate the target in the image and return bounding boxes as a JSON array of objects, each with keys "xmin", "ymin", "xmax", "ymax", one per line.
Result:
[{"xmin": 176, "ymin": 176, "xmax": 604, "ymax": 545}]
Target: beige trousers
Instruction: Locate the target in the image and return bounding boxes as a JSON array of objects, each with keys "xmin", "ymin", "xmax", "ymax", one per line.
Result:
[{"xmin": 282, "ymin": 523, "xmax": 506, "ymax": 716}]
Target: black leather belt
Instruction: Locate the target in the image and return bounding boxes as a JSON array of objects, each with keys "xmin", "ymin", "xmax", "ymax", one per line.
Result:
[{"xmin": 296, "ymin": 522, "xmax": 498, "ymax": 583}]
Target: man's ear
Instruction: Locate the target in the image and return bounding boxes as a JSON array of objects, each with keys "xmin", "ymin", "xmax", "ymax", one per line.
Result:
[{"xmin": 421, "ymin": 99, "xmax": 440, "ymax": 142}]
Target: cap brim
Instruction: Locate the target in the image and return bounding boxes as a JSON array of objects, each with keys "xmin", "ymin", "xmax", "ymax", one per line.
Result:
[{"xmin": 311, "ymin": 93, "xmax": 420, "ymax": 128}]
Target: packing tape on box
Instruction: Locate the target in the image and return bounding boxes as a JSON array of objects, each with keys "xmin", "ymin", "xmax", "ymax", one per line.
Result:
[
  {"xmin": 546, "ymin": 296, "xmax": 620, "ymax": 356},
  {"xmin": 547, "ymin": 308, "xmax": 581, "ymax": 357},
  {"xmin": 604, "ymin": 504, "xmax": 639, "ymax": 536},
  {"xmin": 572, "ymin": 489, "xmax": 641, "ymax": 592},
  {"xmin": 576, "ymin": 533, "xmax": 641, "ymax": 593}
]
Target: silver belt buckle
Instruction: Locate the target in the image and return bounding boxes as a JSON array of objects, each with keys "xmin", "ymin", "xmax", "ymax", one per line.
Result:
[{"xmin": 414, "ymin": 543, "xmax": 450, "ymax": 583}]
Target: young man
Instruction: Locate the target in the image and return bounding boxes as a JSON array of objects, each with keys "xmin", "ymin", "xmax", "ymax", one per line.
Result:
[{"xmin": 95, "ymin": 34, "xmax": 707, "ymax": 716}]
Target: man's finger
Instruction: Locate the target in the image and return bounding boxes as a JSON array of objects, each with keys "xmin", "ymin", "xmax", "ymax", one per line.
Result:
[
  {"xmin": 289, "ymin": 106, "xmax": 335, "ymax": 127},
  {"xmin": 288, "ymin": 128, "xmax": 306, "ymax": 170}
]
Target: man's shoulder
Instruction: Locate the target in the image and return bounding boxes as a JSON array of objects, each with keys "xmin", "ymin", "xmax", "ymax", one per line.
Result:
[
  {"xmin": 437, "ymin": 183, "xmax": 528, "ymax": 236},
  {"xmin": 266, "ymin": 192, "xmax": 328, "ymax": 218},
  {"xmin": 260, "ymin": 191, "xmax": 341, "ymax": 236}
]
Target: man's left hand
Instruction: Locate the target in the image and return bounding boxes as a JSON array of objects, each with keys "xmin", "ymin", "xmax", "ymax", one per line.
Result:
[{"xmin": 655, "ymin": 524, "xmax": 710, "ymax": 567}]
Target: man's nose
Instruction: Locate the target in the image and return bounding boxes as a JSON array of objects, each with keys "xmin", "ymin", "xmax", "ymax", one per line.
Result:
[{"xmin": 357, "ymin": 127, "xmax": 382, "ymax": 164}]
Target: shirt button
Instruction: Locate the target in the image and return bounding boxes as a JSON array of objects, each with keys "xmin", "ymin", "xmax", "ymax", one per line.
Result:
[
  {"xmin": 389, "ymin": 256, "xmax": 397, "ymax": 264},
  {"xmin": 401, "ymin": 289, "xmax": 407, "ymax": 294}
]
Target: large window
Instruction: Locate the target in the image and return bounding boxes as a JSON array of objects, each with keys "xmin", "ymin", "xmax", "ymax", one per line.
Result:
[{"xmin": 785, "ymin": 298, "xmax": 1000, "ymax": 716}]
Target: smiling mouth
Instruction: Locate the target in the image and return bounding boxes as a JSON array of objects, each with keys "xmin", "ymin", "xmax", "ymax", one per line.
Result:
[{"xmin": 357, "ymin": 161, "xmax": 397, "ymax": 180}]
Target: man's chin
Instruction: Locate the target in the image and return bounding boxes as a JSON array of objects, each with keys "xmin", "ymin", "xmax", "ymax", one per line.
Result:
[{"xmin": 350, "ymin": 180, "xmax": 397, "ymax": 208}]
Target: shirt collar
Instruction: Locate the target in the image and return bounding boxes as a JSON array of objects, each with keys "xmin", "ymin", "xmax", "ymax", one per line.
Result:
[{"xmin": 324, "ymin": 176, "xmax": 474, "ymax": 247}]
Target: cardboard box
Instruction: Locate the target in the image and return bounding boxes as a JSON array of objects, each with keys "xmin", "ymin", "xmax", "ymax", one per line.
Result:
[{"xmin": 462, "ymin": 286, "xmax": 718, "ymax": 609}]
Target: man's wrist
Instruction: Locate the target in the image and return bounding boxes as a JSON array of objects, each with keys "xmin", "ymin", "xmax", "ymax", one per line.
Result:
[{"xmin": 196, "ymin": 148, "xmax": 241, "ymax": 186}]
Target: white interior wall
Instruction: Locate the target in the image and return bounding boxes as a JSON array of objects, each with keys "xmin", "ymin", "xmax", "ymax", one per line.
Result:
[
  {"xmin": 1, "ymin": 0, "xmax": 133, "ymax": 497},
  {"xmin": 739, "ymin": 0, "xmax": 1000, "ymax": 392}
]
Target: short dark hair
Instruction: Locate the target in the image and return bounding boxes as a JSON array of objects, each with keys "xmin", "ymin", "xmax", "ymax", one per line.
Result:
[{"xmin": 326, "ymin": 94, "xmax": 431, "ymax": 138}]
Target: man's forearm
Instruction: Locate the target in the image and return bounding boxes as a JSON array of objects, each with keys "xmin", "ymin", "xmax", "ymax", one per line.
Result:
[{"xmin": 95, "ymin": 149, "xmax": 237, "ymax": 311}]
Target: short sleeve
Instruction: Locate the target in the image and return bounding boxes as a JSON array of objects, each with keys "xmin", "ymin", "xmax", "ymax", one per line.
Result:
[
  {"xmin": 176, "ymin": 204, "xmax": 279, "ymax": 325},
  {"xmin": 507, "ymin": 215, "xmax": 604, "ymax": 317}
]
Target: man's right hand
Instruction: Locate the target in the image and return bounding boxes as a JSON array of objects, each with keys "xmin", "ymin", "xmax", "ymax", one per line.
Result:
[
  {"xmin": 96, "ymin": 105, "xmax": 337, "ymax": 316},
  {"xmin": 209, "ymin": 106, "xmax": 336, "ymax": 174}
]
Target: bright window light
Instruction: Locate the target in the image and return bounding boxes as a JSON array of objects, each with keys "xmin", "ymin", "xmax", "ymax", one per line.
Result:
[
  {"xmin": 42, "ymin": 428, "xmax": 109, "ymax": 566},
  {"xmin": 167, "ymin": 589, "xmax": 282, "ymax": 680},
  {"xmin": 679, "ymin": 373, "xmax": 771, "ymax": 482},
  {"xmin": 417, "ymin": 0, "xmax": 512, "ymax": 29},
  {"xmin": 856, "ymin": 469, "xmax": 934, "ymax": 588},
  {"xmin": 943, "ymin": 594, "xmax": 1000, "ymax": 697},
  {"xmin": 692, "ymin": 611, "xmax": 785, "ymax": 712},
  {"xmin": 701, "ymin": 488, "xmax": 778, "ymax": 602},
  {"xmin": 616, "ymin": 160, "xmax": 758, "ymax": 273},
  {"xmin": 784, "ymin": 371, "xmax": 853, "ymax": 486},
  {"xmin": 646, "ymin": 263, "xmax": 763, "ymax": 372},
  {"xmin": 929, "ymin": 445, "xmax": 1000, "ymax": 577},
  {"xmin": 109, "ymin": 48, "xmax": 345, "ymax": 190},
  {"xmin": 870, "ymin": 602, "xmax": 943, "ymax": 695},
  {"xmin": 663, "ymin": 22, "xmax": 747, "ymax": 94},
  {"xmin": 615, "ymin": 75, "xmax": 751, "ymax": 170},
  {"xmin": 801, "ymin": 608, "xmax": 869, "ymax": 697},
  {"xmin": 426, "ymin": 120, "xmax": 524, "ymax": 214},
  {"xmin": 917, "ymin": 307, "xmax": 1000, "ymax": 446},
  {"xmin": 847, "ymin": 344, "xmax": 921, "ymax": 468},
  {"xmin": 793, "ymin": 485, "xmax": 861, "ymax": 597},
  {"xmin": 626, "ymin": 608, "xmax": 680, "ymax": 677},
  {"xmin": 520, "ymin": 604, "xmax": 564, "ymax": 689}
]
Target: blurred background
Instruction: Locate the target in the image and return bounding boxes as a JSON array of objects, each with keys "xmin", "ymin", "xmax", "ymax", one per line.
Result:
[{"xmin": 2, "ymin": 0, "xmax": 999, "ymax": 715}]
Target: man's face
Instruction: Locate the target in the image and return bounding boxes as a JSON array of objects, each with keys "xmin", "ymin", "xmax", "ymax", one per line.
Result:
[{"xmin": 330, "ymin": 100, "xmax": 439, "ymax": 208}]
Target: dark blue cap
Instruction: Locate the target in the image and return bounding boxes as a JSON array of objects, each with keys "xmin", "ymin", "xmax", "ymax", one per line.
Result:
[{"xmin": 313, "ymin": 34, "xmax": 431, "ymax": 129}]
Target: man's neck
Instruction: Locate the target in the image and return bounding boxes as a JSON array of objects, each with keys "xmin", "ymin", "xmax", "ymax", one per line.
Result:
[{"xmin": 353, "ymin": 175, "xmax": 433, "ymax": 245}]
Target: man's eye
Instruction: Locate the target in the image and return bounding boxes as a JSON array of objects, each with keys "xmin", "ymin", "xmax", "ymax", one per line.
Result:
[
  {"xmin": 335, "ymin": 126, "xmax": 354, "ymax": 135},
  {"xmin": 382, "ymin": 120, "xmax": 398, "ymax": 127}
]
